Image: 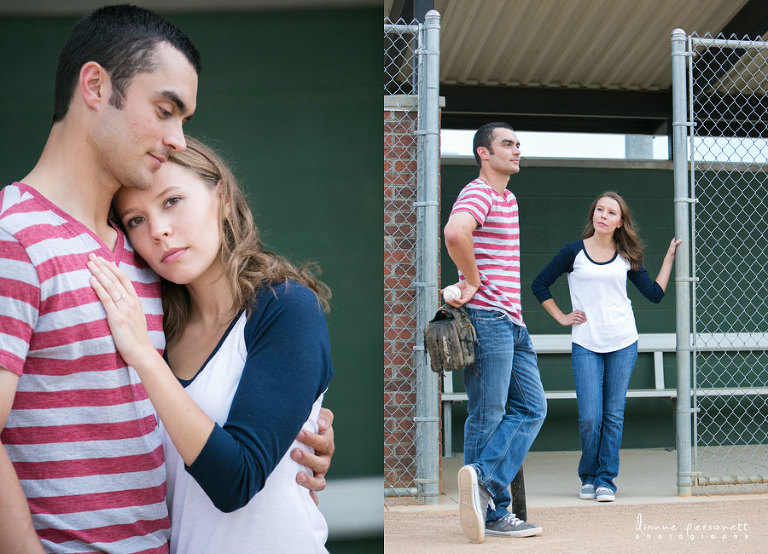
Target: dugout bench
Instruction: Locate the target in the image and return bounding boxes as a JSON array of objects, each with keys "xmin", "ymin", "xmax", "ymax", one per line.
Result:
[
  {"xmin": 440, "ymin": 332, "xmax": 678, "ymax": 521},
  {"xmin": 440, "ymin": 331, "xmax": 768, "ymax": 519}
]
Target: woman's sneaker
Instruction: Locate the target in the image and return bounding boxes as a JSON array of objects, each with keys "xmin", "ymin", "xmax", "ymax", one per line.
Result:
[
  {"xmin": 595, "ymin": 486, "xmax": 615, "ymax": 502},
  {"xmin": 485, "ymin": 513, "xmax": 543, "ymax": 538},
  {"xmin": 579, "ymin": 483, "xmax": 596, "ymax": 499}
]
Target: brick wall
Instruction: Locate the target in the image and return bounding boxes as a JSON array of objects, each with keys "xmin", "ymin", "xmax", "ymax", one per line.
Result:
[{"xmin": 384, "ymin": 105, "xmax": 419, "ymax": 493}]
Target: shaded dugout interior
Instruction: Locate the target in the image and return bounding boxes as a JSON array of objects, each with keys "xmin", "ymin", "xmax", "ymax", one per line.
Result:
[
  {"xmin": 0, "ymin": 6, "xmax": 382, "ymax": 552},
  {"xmin": 440, "ymin": 159, "xmax": 680, "ymax": 453}
]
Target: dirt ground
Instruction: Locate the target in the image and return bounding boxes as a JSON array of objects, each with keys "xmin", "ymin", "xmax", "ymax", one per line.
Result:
[{"xmin": 384, "ymin": 495, "xmax": 768, "ymax": 553}]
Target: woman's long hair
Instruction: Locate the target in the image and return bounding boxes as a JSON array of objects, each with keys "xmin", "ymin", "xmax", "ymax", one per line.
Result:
[
  {"xmin": 582, "ymin": 191, "xmax": 644, "ymax": 270},
  {"xmin": 161, "ymin": 136, "xmax": 331, "ymax": 345}
]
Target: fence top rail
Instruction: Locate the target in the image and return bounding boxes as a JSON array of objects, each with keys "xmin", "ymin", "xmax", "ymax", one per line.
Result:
[
  {"xmin": 384, "ymin": 22, "xmax": 420, "ymax": 34},
  {"xmin": 690, "ymin": 161, "xmax": 768, "ymax": 174},
  {"xmin": 691, "ymin": 36, "xmax": 768, "ymax": 50}
]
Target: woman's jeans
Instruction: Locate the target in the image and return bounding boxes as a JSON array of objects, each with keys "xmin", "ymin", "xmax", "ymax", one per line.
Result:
[
  {"xmin": 463, "ymin": 308, "xmax": 547, "ymax": 523},
  {"xmin": 571, "ymin": 341, "xmax": 638, "ymax": 493}
]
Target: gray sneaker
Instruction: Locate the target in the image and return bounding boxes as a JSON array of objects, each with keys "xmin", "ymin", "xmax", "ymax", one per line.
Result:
[
  {"xmin": 595, "ymin": 486, "xmax": 615, "ymax": 502},
  {"xmin": 579, "ymin": 483, "xmax": 596, "ymax": 499},
  {"xmin": 485, "ymin": 513, "xmax": 543, "ymax": 538},
  {"xmin": 458, "ymin": 465, "xmax": 491, "ymax": 543}
]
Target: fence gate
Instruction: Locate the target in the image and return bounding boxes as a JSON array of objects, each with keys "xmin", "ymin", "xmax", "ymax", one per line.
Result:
[
  {"xmin": 672, "ymin": 30, "xmax": 768, "ymax": 493},
  {"xmin": 384, "ymin": 12, "xmax": 441, "ymax": 504}
]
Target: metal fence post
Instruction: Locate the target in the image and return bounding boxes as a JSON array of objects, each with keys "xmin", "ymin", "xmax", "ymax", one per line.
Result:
[
  {"xmin": 414, "ymin": 9, "xmax": 441, "ymax": 504},
  {"xmin": 671, "ymin": 28, "xmax": 693, "ymax": 496}
]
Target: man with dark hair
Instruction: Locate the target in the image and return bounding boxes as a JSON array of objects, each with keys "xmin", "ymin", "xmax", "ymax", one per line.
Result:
[
  {"xmin": 471, "ymin": 121, "xmax": 516, "ymax": 168},
  {"xmin": 443, "ymin": 122, "xmax": 547, "ymax": 543},
  {"xmin": 52, "ymin": 4, "xmax": 202, "ymax": 124},
  {"xmin": 0, "ymin": 5, "xmax": 332, "ymax": 552}
]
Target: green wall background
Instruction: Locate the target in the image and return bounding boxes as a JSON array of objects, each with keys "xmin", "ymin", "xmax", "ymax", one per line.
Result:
[
  {"xmin": 0, "ymin": 7, "xmax": 382, "ymax": 550},
  {"xmin": 441, "ymin": 161, "xmax": 679, "ymax": 451}
]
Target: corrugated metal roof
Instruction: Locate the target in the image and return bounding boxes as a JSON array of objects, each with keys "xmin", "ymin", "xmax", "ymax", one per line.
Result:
[
  {"xmin": 436, "ymin": 0, "xmax": 749, "ymax": 91},
  {"xmin": 386, "ymin": 0, "xmax": 752, "ymax": 92}
]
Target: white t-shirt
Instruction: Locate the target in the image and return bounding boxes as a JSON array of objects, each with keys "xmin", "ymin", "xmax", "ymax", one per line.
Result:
[
  {"xmin": 163, "ymin": 283, "xmax": 332, "ymax": 553},
  {"xmin": 531, "ymin": 240, "xmax": 664, "ymax": 353}
]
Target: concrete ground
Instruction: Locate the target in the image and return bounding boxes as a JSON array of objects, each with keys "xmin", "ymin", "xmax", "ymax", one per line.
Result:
[{"xmin": 385, "ymin": 449, "xmax": 768, "ymax": 553}]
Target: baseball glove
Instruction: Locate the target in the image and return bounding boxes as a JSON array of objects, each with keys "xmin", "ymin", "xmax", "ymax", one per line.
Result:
[{"xmin": 423, "ymin": 304, "xmax": 477, "ymax": 373}]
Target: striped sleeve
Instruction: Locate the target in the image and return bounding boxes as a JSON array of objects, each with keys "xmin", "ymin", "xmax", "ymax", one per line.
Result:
[
  {"xmin": 0, "ymin": 226, "xmax": 40, "ymax": 376},
  {"xmin": 451, "ymin": 182, "xmax": 492, "ymax": 227}
]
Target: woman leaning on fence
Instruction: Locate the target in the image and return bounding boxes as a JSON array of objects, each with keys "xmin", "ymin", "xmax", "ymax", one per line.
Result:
[{"xmin": 531, "ymin": 191, "xmax": 680, "ymax": 503}]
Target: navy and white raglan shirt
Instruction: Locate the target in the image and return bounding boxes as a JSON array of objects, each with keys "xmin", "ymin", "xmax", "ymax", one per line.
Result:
[
  {"xmin": 161, "ymin": 280, "xmax": 333, "ymax": 554},
  {"xmin": 531, "ymin": 240, "xmax": 664, "ymax": 353}
]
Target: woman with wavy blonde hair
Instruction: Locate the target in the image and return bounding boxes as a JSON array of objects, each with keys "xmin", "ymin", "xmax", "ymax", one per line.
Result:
[
  {"xmin": 161, "ymin": 136, "xmax": 331, "ymax": 343},
  {"xmin": 86, "ymin": 136, "xmax": 333, "ymax": 553},
  {"xmin": 531, "ymin": 191, "xmax": 679, "ymax": 504},
  {"xmin": 581, "ymin": 191, "xmax": 645, "ymax": 271}
]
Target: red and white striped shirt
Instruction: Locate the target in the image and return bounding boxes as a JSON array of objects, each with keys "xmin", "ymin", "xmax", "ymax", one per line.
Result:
[
  {"xmin": 450, "ymin": 178, "xmax": 524, "ymax": 325},
  {"xmin": 0, "ymin": 183, "xmax": 170, "ymax": 553}
]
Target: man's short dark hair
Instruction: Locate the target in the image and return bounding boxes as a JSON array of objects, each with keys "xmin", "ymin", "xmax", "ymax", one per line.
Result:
[
  {"xmin": 52, "ymin": 4, "xmax": 202, "ymax": 124},
  {"xmin": 472, "ymin": 122, "xmax": 515, "ymax": 167}
]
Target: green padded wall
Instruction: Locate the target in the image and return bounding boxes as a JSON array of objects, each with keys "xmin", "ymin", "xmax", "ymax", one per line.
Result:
[{"xmin": 441, "ymin": 161, "xmax": 678, "ymax": 451}]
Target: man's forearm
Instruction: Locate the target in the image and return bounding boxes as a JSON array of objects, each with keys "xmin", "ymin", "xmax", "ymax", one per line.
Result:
[{"xmin": 0, "ymin": 445, "xmax": 45, "ymax": 553}]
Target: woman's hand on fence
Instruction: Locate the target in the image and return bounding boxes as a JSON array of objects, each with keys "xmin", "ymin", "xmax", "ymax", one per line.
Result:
[
  {"xmin": 665, "ymin": 237, "xmax": 682, "ymax": 261},
  {"xmin": 655, "ymin": 238, "xmax": 683, "ymax": 292}
]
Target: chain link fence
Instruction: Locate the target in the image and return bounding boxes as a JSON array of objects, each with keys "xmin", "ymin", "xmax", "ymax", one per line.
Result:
[
  {"xmin": 675, "ymin": 31, "xmax": 768, "ymax": 492},
  {"xmin": 384, "ymin": 13, "xmax": 441, "ymax": 504}
]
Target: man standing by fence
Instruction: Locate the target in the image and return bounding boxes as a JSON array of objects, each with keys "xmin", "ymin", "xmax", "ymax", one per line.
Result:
[{"xmin": 443, "ymin": 122, "xmax": 546, "ymax": 543}]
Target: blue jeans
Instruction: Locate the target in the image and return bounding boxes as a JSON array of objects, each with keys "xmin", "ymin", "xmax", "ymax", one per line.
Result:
[
  {"xmin": 463, "ymin": 308, "xmax": 547, "ymax": 523},
  {"xmin": 571, "ymin": 341, "xmax": 638, "ymax": 493}
]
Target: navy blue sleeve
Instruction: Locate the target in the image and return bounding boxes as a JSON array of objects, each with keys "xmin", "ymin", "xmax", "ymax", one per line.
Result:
[
  {"xmin": 628, "ymin": 266, "xmax": 665, "ymax": 303},
  {"xmin": 186, "ymin": 281, "xmax": 333, "ymax": 512},
  {"xmin": 531, "ymin": 241, "xmax": 580, "ymax": 303}
]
